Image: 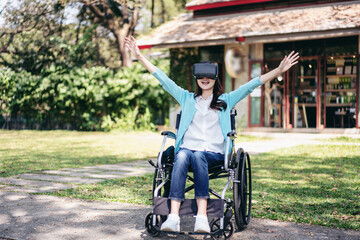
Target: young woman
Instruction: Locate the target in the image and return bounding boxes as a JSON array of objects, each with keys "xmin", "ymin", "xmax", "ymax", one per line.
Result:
[{"xmin": 125, "ymin": 36, "xmax": 299, "ymax": 233}]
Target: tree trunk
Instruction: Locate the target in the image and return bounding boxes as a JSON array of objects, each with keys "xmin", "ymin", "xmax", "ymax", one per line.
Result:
[
  {"xmin": 93, "ymin": 26, "xmax": 104, "ymax": 66},
  {"xmin": 114, "ymin": 28, "xmax": 131, "ymax": 67},
  {"xmin": 81, "ymin": 0, "xmax": 141, "ymax": 68},
  {"xmin": 151, "ymin": 0, "xmax": 155, "ymax": 27},
  {"xmin": 160, "ymin": 0, "xmax": 166, "ymax": 24},
  {"xmin": 120, "ymin": 41, "xmax": 131, "ymax": 67}
]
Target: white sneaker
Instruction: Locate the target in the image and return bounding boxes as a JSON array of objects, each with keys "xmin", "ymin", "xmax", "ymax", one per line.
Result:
[
  {"xmin": 160, "ymin": 214, "xmax": 180, "ymax": 232},
  {"xmin": 194, "ymin": 215, "xmax": 210, "ymax": 233}
]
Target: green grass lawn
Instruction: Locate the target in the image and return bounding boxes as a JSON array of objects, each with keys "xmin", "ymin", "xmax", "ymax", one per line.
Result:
[
  {"xmin": 249, "ymin": 143, "xmax": 359, "ymax": 230},
  {"xmin": 50, "ymin": 143, "xmax": 360, "ymax": 230},
  {"xmin": 2, "ymin": 130, "xmax": 359, "ymax": 229},
  {"xmin": 0, "ymin": 130, "xmax": 166, "ymax": 177},
  {"xmin": 236, "ymin": 134, "xmax": 272, "ymax": 143},
  {"xmin": 0, "ymin": 130, "xmax": 268, "ymax": 177},
  {"xmin": 318, "ymin": 136, "xmax": 360, "ymax": 143}
]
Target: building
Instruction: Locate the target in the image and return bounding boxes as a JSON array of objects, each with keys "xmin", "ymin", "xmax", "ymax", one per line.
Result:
[{"xmin": 138, "ymin": 0, "xmax": 360, "ymax": 130}]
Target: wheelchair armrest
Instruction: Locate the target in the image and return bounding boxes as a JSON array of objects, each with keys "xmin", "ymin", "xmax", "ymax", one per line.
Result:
[
  {"xmin": 227, "ymin": 131, "xmax": 237, "ymax": 139},
  {"xmin": 224, "ymin": 132, "xmax": 236, "ymax": 171},
  {"xmin": 158, "ymin": 131, "xmax": 176, "ymax": 169},
  {"xmin": 161, "ymin": 131, "xmax": 176, "ymax": 139}
]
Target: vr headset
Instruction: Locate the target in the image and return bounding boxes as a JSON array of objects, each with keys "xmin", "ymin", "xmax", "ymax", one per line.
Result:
[{"xmin": 193, "ymin": 61, "xmax": 218, "ymax": 80}]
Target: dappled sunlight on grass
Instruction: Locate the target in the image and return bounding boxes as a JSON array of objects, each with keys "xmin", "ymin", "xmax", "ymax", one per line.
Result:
[
  {"xmin": 249, "ymin": 144, "xmax": 360, "ymax": 229},
  {"xmin": 24, "ymin": 130, "xmax": 359, "ymax": 230},
  {"xmin": 0, "ymin": 130, "xmax": 170, "ymax": 177},
  {"xmin": 317, "ymin": 136, "xmax": 360, "ymax": 143},
  {"xmin": 52, "ymin": 174, "xmax": 154, "ymax": 205}
]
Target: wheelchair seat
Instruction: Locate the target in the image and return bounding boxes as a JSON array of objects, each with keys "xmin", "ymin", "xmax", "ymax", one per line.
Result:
[
  {"xmin": 208, "ymin": 164, "xmax": 225, "ymax": 173},
  {"xmin": 160, "ymin": 145, "xmax": 225, "ymax": 174}
]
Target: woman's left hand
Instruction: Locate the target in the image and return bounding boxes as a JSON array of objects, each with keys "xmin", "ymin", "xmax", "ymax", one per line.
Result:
[{"xmin": 278, "ymin": 51, "xmax": 299, "ymax": 73}]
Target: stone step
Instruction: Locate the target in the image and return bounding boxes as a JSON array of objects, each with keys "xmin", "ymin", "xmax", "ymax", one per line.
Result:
[
  {"xmin": 0, "ymin": 184, "xmax": 70, "ymax": 193},
  {"xmin": 14, "ymin": 174, "xmax": 102, "ymax": 184},
  {"xmin": 83, "ymin": 164, "xmax": 153, "ymax": 173},
  {"xmin": 99, "ymin": 170, "xmax": 152, "ymax": 177},
  {"xmin": 121, "ymin": 161, "xmax": 154, "ymax": 167},
  {"xmin": 60, "ymin": 168, "xmax": 105, "ymax": 173},
  {"xmin": 0, "ymin": 177, "xmax": 72, "ymax": 190},
  {"xmin": 0, "ymin": 185, "xmax": 40, "ymax": 193},
  {"xmin": 42, "ymin": 170, "xmax": 129, "ymax": 179},
  {"xmin": 1, "ymin": 161, "xmax": 157, "ymax": 194},
  {"xmin": 110, "ymin": 166, "xmax": 153, "ymax": 172}
]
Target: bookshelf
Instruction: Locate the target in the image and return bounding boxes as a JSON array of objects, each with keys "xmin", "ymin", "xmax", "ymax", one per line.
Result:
[
  {"xmin": 324, "ymin": 55, "xmax": 357, "ymax": 127},
  {"xmin": 294, "ymin": 57, "xmax": 319, "ymax": 128}
]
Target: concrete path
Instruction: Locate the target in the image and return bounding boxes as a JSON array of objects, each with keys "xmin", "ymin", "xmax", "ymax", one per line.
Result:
[
  {"xmin": 1, "ymin": 132, "xmax": 359, "ymax": 239},
  {"xmin": 238, "ymin": 132, "xmax": 360, "ymax": 155},
  {"xmin": 0, "ymin": 161, "xmax": 154, "ymax": 194},
  {"xmin": 1, "ymin": 191, "xmax": 359, "ymax": 240}
]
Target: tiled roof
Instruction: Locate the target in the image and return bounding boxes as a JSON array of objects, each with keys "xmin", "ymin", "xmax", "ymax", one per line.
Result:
[{"xmin": 138, "ymin": 2, "xmax": 360, "ymax": 47}]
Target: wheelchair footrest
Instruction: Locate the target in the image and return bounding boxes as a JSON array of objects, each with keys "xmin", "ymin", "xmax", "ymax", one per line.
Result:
[
  {"xmin": 160, "ymin": 230, "xmax": 223, "ymax": 236},
  {"xmin": 153, "ymin": 197, "xmax": 224, "ymax": 218},
  {"xmin": 160, "ymin": 230, "xmax": 185, "ymax": 235}
]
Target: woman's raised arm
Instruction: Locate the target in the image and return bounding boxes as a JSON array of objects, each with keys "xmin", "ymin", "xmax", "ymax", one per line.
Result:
[
  {"xmin": 259, "ymin": 51, "xmax": 299, "ymax": 83},
  {"xmin": 227, "ymin": 51, "xmax": 299, "ymax": 108},
  {"xmin": 124, "ymin": 36, "xmax": 186, "ymax": 105},
  {"xmin": 124, "ymin": 36, "xmax": 156, "ymax": 74}
]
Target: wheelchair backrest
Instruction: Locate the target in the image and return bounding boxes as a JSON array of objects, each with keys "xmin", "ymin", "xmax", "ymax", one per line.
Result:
[
  {"xmin": 175, "ymin": 108, "xmax": 237, "ymax": 134},
  {"xmin": 230, "ymin": 109, "xmax": 237, "ymax": 132},
  {"xmin": 175, "ymin": 110, "xmax": 181, "ymax": 134}
]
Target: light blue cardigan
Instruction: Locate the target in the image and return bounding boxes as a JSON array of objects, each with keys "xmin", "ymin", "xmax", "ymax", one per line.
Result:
[{"xmin": 152, "ymin": 67, "xmax": 264, "ymax": 154}]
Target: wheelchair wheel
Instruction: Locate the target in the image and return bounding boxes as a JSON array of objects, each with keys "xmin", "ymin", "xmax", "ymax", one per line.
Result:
[
  {"xmin": 233, "ymin": 149, "xmax": 252, "ymax": 231},
  {"xmin": 242, "ymin": 153, "xmax": 252, "ymax": 225},
  {"xmin": 210, "ymin": 218, "xmax": 234, "ymax": 239},
  {"xmin": 145, "ymin": 212, "xmax": 163, "ymax": 237}
]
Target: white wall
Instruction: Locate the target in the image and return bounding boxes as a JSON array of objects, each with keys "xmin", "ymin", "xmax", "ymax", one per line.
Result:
[
  {"xmin": 224, "ymin": 43, "xmax": 266, "ymax": 128},
  {"xmin": 224, "ymin": 44, "xmax": 250, "ymax": 128}
]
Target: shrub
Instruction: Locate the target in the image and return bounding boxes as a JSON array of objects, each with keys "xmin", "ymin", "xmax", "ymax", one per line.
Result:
[{"xmin": 0, "ymin": 60, "xmax": 170, "ymax": 130}]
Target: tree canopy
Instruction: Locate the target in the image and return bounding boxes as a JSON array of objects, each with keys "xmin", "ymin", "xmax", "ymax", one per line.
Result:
[
  {"xmin": 0, "ymin": 0, "xmax": 190, "ymax": 70},
  {"xmin": 0, "ymin": 0, "xmax": 189, "ymax": 130}
]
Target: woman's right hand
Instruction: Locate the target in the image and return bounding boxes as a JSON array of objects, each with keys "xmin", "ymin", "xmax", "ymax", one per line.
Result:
[
  {"xmin": 124, "ymin": 36, "xmax": 141, "ymax": 58},
  {"xmin": 124, "ymin": 35, "xmax": 156, "ymax": 74}
]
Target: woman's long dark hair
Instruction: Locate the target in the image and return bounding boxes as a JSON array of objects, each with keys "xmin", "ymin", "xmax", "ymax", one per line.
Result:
[{"xmin": 194, "ymin": 77, "xmax": 227, "ymax": 111}]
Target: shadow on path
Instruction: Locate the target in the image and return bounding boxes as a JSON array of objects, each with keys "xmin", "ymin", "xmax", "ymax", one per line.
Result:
[{"xmin": 1, "ymin": 191, "xmax": 359, "ymax": 240}]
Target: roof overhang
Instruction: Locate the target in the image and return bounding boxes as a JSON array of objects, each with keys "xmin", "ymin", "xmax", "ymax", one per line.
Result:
[
  {"xmin": 143, "ymin": 37, "xmax": 242, "ymax": 49},
  {"xmin": 243, "ymin": 28, "xmax": 360, "ymax": 44},
  {"xmin": 140, "ymin": 28, "xmax": 360, "ymax": 49},
  {"xmin": 138, "ymin": 2, "xmax": 360, "ymax": 49}
]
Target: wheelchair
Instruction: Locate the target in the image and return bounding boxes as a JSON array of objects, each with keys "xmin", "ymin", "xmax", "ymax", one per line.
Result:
[{"xmin": 145, "ymin": 109, "xmax": 252, "ymax": 239}]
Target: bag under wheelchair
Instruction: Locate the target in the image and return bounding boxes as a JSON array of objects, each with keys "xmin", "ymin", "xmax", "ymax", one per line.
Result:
[{"xmin": 145, "ymin": 109, "xmax": 252, "ymax": 239}]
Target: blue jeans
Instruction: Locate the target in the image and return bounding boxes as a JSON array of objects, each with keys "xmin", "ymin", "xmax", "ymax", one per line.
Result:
[{"xmin": 169, "ymin": 148, "xmax": 224, "ymax": 201}]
